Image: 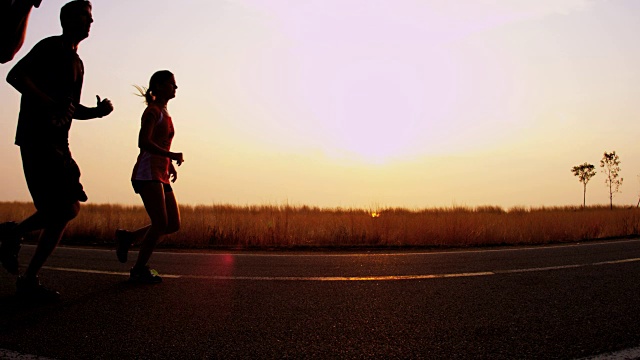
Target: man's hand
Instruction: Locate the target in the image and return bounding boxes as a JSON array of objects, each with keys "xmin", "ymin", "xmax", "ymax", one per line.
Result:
[{"xmin": 96, "ymin": 95, "xmax": 113, "ymax": 117}]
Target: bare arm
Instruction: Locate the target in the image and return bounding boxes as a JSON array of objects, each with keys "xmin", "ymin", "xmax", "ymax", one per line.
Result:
[
  {"xmin": 74, "ymin": 95, "xmax": 113, "ymax": 120},
  {"xmin": 6, "ymin": 60, "xmax": 74, "ymax": 120},
  {"xmin": 138, "ymin": 112, "xmax": 183, "ymax": 165},
  {"xmin": 7, "ymin": 64, "xmax": 52, "ymax": 105}
]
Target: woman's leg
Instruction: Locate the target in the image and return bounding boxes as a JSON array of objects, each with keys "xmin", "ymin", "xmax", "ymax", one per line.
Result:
[
  {"xmin": 164, "ymin": 190, "xmax": 181, "ymax": 235},
  {"xmin": 124, "ymin": 188, "xmax": 179, "ymax": 241},
  {"xmin": 115, "ymin": 225, "xmax": 149, "ymax": 263},
  {"xmin": 121, "ymin": 226, "xmax": 150, "ymax": 243},
  {"xmin": 133, "ymin": 182, "xmax": 167, "ymax": 269}
]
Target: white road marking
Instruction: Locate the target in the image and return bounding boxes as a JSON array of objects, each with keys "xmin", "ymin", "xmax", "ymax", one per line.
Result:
[
  {"xmin": 0, "ymin": 348, "xmax": 57, "ymax": 360},
  {"xmin": 578, "ymin": 346, "xmax": 640, "ymax": 359},
  {"xmin": 45, "ymin": 237, "xmax": 640, "ymax": 257},
  {"xmin": 40, "ymin": 266, "xmax": 180, "ymax": 278},
  {"xmin": 40, "ymin": 257, "xmax": 640, "ymax": 282},
  {"xmin": 170, "ymin": 271, "xmax": 497, "ymax": 281}
]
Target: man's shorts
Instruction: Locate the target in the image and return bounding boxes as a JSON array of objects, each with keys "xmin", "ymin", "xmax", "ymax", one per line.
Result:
[
  {"xmin": 20, "ymin": 144, "xmax": 87, "ymax": 212},
  {"xmin": 131, "ymin": 180, "xmax": 173, "ymax": 194}
]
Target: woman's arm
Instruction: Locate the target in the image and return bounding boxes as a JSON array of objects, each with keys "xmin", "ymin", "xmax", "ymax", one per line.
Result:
[{"xmin": 138, "ymin": 112, "xmax": 183, "ymax": 165}]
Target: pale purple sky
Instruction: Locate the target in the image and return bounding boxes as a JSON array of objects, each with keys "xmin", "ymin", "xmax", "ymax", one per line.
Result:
[{"xmin": 1, "ymin": 0, "xmax": 639, "ymax": 209}]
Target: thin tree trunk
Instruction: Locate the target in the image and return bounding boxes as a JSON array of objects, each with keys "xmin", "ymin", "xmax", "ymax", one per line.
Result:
[{"xmin": 610, "ymin": 179, "xmax": 613, "ymax": 210}]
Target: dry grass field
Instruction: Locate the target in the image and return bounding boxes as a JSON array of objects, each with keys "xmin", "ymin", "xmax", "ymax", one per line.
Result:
[{"xmin": 1, "ymin": 201, "xmax": 639, "ymax": 249}]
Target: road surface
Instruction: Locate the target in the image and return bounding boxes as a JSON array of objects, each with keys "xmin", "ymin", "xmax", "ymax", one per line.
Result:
[{"xmin": 1, "ymin": 238, "xmax": 640, "ymax": 359}]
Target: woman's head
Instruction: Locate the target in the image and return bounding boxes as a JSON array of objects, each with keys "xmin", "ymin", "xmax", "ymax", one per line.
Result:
[{"xmin": 136, "ymin": 70, "xmax": 177, "ymax": 104}]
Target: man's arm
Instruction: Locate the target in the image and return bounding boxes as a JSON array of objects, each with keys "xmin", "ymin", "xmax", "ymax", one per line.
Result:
[
  {"xmin": 7, "ymin": 66, "xmax": 53, "ymax": 106},
  {"xmin": 73, "ymin": 95, "xmax": 113, "ymax": 120},
  {"xmin": 7, "ymin": 50, "xmax": 77, "ymax": 123},
  {"xmin": 6, "ymin": 47, "xmax": 75, "ymax": 121}
]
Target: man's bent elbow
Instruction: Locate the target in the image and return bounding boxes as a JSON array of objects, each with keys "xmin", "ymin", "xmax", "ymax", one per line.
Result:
[{"xmin": 6, "ymin": 71, "xmax": 22, "ymax": 90}]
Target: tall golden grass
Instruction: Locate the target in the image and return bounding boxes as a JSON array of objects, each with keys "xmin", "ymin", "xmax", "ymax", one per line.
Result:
[{"xmin": 1, "ymin": 201, "xmax": 639, "ymax": 248}]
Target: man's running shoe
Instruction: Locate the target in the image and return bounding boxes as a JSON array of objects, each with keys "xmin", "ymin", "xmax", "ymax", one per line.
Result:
[
  {"xmin": 0, "ymin": 221, "xmax": 21, "ymax": 275},
  {"xmin": 129, "ymin": 266, "xmax": 162, "ymax": 284},
  {"xmin": 16, "ymin": 275, "xmax": 60, "ymax": 303},
  {"xmin": 115, "ymin": 229, "xmax": 134, "ymax": 263}
]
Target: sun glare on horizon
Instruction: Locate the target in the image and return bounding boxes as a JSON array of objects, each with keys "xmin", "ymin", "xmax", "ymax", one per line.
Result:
[
  {"xmin": 316, "ymin": 54, "xmax": 461, "ymax": 164},
  {"xmin": 265, "ymin": 3, "xmax": 471, "ymax": 165}
]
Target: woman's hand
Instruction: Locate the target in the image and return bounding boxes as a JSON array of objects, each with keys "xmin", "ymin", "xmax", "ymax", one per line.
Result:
[
  {"xmin": 169, "ymin": 163, "xmax": 178, "ymax": 183},
  {"xmin": 172, "ymin": 152, "xmax": 184, "ymax": 166}
]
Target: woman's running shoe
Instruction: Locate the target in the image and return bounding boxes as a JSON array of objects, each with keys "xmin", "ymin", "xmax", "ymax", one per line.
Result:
[{"xmin": 129, "ymin": 266, "xmax": 162, "ymax": 284}]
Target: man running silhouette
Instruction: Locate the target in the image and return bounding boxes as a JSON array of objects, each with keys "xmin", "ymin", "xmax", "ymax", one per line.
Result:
[{"xmin": 0, "ymin": 0, "xmax": 113, "ymax": 302}]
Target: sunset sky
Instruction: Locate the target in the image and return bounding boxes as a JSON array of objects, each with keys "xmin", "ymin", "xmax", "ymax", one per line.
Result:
[{"xmin": 1, "ymin": 0, "xmax": 640, "ymax": 209}]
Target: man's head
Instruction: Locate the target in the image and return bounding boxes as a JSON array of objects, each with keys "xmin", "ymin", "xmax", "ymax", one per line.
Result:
[{"xmin": 60, "ymin": 0, "xmax": 93, "ymax": 42}]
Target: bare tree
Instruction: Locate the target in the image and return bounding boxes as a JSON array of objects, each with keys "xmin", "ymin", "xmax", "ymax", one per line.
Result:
[
  {"xmin": 571, "ymin": 163, "xmax": 596, "ymax": 207},
  {"xmin": 600, "ymin": 151, "xmax": 623, "ymax": 210}
]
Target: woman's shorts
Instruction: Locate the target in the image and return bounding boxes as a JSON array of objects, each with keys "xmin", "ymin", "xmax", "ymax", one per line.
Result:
[{"xmin": 131, "ymin": 180, "xmax": 173, "ymax": 194}]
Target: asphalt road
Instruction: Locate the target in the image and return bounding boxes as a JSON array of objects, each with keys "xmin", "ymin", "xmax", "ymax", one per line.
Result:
[{"xmin": 1, "ymin": 239, "xmax": 640, "ymax": 359}]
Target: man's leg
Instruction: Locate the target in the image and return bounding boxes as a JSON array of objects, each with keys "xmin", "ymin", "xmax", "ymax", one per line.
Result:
[
  {"xmin": 24, "ymin": 201, "xmax": 79, "ymax": 278},
  {"xmin": 0, "ymin": 211, "xmax": 48, "ymax": 274},
  {"xmin": 15, "ymin": 211, "xmax": 48, "ymax": 234},
  {"xmin": 17, "ymin": 201, "xmax": 79, "ymax": 301},
  {"xmin": 0, "ymin": 221, "xmax": 22, "ymax": 274}
]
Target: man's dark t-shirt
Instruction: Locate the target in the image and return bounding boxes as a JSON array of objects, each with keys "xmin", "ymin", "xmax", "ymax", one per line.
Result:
[
  {"xmin": 7, "ymin": 35, "xmax": 87, "ymax": 208},
  {"xmin": 8, "ymin": 35, "xmax": 84, "ymax": 147}
]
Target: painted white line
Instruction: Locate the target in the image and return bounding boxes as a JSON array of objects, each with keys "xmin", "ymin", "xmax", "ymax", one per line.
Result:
[
  {"xmin": 173, "ymin": 272, "xmax": 497, "ymax": 281},
  {"xmin": 0, "ymin": 348, "xmax": 57, "ymax": 360},
  {"xmin": 37, "ymin": 237, "xmax": 640, "ymax": 257},
  {"xmin": 40, "ymin": 266, "xmax": 180, "ymax": 278},
  {"xmin": 593, "ymin": 258, "xmax": 640, "ymax": 265},
  {"xmin": 40, "ymin": 257, "xmax": 640, "ymax": 281},
  {"xmin": 496, "ymin": 258, "xmax": 640, "ymax": 275},
  {"xmin": 578, "ymin": 345, "xmax": 640, "ymax": 359},
  {"xmin": 497, "ymin": 264, "xmax": 584, "ymax": 274}
]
